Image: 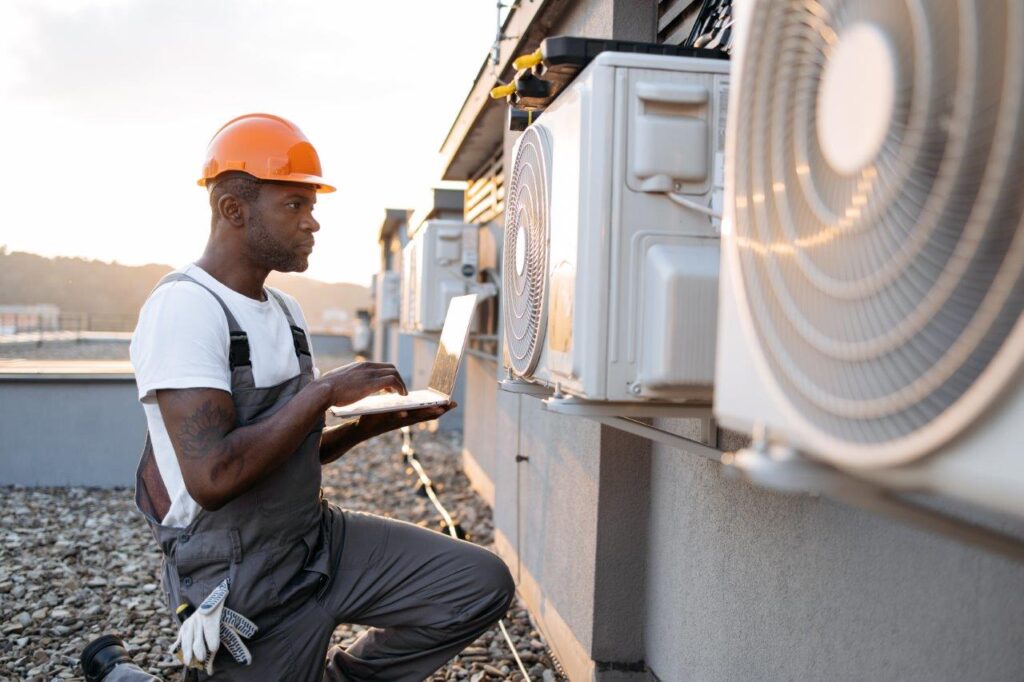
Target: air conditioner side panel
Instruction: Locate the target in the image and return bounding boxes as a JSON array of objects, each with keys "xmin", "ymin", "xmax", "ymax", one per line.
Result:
[
  {"xmin": 399, "ymin": 239, "xmax": 418, "ymax": 333},
  {"xmin": 416, "ymin": 221, "xmax": 473, "ymax": 332},
  {"xmin": 636, "ymin": 238, "xmax": 719, "ymax": 396},
  {"xmin": 529, "ymin": 70, "xmax": 590, "ymax": 396},
  {"xmin": 607, "ymin": 65, "xmax": 727, "ymax": 401},
  {"xmin": 378, "ymin": 271, "xmax": 400, "ymax": 323},
  {"xmin": 573, "ymin": 63, "xmax": 616, "ymax": 399},
  {"xmin": 857, "ymin": 374, "xmax": 1024, "ymax": 517},
  {"xmin": 713, "ymin": 240, "xmax": 788, "ymax": 435}
]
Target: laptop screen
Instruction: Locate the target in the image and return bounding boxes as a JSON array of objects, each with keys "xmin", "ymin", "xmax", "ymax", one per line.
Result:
[{"xmin": 427, "ymin": 294, "xmax": 478, "ymax": 395}]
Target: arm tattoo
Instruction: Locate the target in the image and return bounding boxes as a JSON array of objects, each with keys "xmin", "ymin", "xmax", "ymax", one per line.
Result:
[{"xmin": 175, "ymin": 398, "xmax": 244, "ymax": 482}]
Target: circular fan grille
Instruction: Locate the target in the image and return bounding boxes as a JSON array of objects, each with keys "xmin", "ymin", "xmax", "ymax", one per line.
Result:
[
  {"xmin": 732, "ymin": 0, "xmax": 1024, "ymax": 465},
  {"xmin": 503, "ymin": 126, "xmax": 552, "ymax": 376}
]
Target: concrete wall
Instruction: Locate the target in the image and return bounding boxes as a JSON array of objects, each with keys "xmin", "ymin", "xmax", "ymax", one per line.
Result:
[
  {"xmin": 0, "ymin": 332, "xmax": 353, "ymax": 489},
  {"xmin": 644, "ymin": 420, "xmax": 1024, "ymax": 682},
  {"xmin": 309, "ymin": 333, "xmax": 354, "ymax": 358},
  {"xmin": 493, "ymin": 391, "xmax": 603, "ymax": 679},
  {"xmin": 461, "ymin": 354, "xmax": 499, "ymax": 506},
  {"xmin": 0, "ymin": 378, "xmax": 145, "ymax": 487}
]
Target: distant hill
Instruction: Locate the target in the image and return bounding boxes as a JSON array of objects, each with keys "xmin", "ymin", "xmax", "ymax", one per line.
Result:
[{"xmin": 0, "ymin": 248, "xmax": 370, "ymax": 333}]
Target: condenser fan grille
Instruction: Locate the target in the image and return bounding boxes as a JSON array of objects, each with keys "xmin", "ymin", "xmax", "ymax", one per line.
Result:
[
  {"xmin": 503, "ymin": 126, "xmax": 552, "ymax": 376},
  {"xmin": 733, "ymin": 0, "xmax": 1024, "ymax": 459}
]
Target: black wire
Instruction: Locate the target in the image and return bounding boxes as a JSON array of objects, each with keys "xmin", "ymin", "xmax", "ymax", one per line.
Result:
[{"xmin": 398, "ymin": 427, "xmax": 550, "ymax": 680}]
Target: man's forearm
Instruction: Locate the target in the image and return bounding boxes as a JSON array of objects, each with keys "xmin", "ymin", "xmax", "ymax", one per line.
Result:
[
  {"xmin": 169, "ymin": 381, "xmax": 333, "ymax": 510},
  {"xmin": 318, "ymin": 404, "xmax": 455, "ymax": 466},
  {"xmin": 318, "ymin": 422, "xmax": 364, "ymax": 465}
]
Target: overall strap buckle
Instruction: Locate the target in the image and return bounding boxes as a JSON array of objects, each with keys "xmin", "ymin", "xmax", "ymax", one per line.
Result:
[
  {"xmin": 290, "ymin": 325, "xmax": 311, "ymax": 357},
  {"xmin": 229, "ymin": 332, "xmax": 252, "ymax": 369}
]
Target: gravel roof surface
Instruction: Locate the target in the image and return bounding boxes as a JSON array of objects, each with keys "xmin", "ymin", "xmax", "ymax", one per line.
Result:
[{"xmin": 0, "ymin": 427, "xmax": 564, "ymax": 681}]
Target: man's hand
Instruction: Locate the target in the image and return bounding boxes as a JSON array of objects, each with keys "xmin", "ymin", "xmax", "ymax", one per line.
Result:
[
  {"xmin": 317, "ymin": 361, "xmax": 407, "ymax": 407},
  {"xmin": 318, "ymin": 402, "xmax": 457, "ymax": 465},
  {"xmin": 357, "ymin": 401, "xmax": 458, "ymax": 439}
]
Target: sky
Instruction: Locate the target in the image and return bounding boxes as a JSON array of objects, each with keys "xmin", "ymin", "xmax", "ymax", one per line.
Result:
[{"xmin": 0, "ymin": 0, "xmax": 501, "ymax": 285}]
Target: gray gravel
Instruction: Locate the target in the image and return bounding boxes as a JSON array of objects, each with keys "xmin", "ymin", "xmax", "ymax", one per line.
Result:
[{"xmin": 0, "ymin": 427, "xmax": 564, "ymax": 681}]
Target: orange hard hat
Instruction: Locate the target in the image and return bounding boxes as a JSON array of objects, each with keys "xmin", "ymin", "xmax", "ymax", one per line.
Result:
[{"xmin": 198, "ymin": 113, "xmax": 335, "ymax": 193}]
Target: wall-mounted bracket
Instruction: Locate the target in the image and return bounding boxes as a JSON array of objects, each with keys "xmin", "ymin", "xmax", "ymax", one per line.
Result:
[
  {"xmin": 498, "ymin": 378, "xmax": 556, "ymax": 397},
  {"xmin": 723, "ymin": 440, "xmax": 1024, "ymax": 565},
  {"xmin": 470, "ymin": 282, "xmax": 500, "ymax": 301},
  {"xmin": 595, "ymin": 416, "xmax": 723, "ymax": 461},
  {"xmin": 536, "ymin": 392, "xmax": 1024, "ymax": 565},
  {"xmin": 541, "ymin": 394, "xmax": 711, "ymax": 418},
  {"xmin": 541, "ymin": 395, "xmax": 718, "ymax": 446}
]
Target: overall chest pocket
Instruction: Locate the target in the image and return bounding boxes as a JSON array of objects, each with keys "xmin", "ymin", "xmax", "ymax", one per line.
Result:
[{"xmin": 254, "ymin": 427, "xmax": 323, "ymax": 515}]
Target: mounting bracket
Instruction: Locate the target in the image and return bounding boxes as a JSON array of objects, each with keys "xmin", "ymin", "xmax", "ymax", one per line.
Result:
[
  {"xmin": 724, "ymin": 440, "xmax": 1024, "ymax": 564},
  {"xmin": 498, "ymin": 378, "xmax": 556, "ymax": 397}
]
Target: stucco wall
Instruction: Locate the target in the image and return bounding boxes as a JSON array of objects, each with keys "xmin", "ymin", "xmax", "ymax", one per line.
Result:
[
  {"xmin": 494, "ymin": 390, "xmax": 605, "ymax": 678},
  {"xmin": 644, "ymin": 418, "xmax": 1024, "ymax": 681},
  {"xmin": 461, "ymin": 354, "xmax": 499, "ymax": 505}
]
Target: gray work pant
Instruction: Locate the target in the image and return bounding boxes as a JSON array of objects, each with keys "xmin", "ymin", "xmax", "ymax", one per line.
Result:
[{"xmin": 114, "ymin": 506, "xmax": 516, "ymax": 681}]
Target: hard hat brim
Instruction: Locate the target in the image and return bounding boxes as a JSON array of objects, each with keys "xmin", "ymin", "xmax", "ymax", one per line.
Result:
[{"xmin": 197, "ymin": 172, "xmax": 335, "ymax": 193}]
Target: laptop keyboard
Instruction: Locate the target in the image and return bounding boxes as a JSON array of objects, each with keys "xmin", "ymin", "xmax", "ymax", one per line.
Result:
[{"xmin": 342, "ymin": 389, "xmax": 444, "ymax": 411}]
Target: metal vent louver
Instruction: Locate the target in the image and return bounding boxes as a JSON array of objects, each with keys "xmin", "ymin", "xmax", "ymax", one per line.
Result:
[
  {"xmin": 503, "ymin": 126, "xmax": 552, "ymax": 376},
  {"xmin": 732, "ymin": 0, "xmax": 1024, "ymax": 466}
]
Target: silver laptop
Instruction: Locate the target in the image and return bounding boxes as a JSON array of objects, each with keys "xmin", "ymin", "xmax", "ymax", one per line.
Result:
[{"xmin": 329, "ymin": 294, "xmax": 478, "ymax": 419}]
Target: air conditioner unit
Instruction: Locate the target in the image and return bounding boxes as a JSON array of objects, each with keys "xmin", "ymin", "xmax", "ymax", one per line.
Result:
[
  {"xmin": 401, "ymin": 220, "xmax": 479, "ymax": 333},
  {"xmin": 400, "ymin": 236, "xmax": 419, "ymax": 333},
  {"xmin": 715, "ymin": 0, "xmax": 1024, "ymax": 517},
  {"xmin": 502, "ymin": 52, "xmax": 729, "ymax": 403},
  {"xmin": 376, "ymin": 270, "xmax": 400, "ymax": 324}
]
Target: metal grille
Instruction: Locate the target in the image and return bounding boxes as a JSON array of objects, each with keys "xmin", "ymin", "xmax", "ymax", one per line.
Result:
[
  {"xmin": 503, "ymin": 126, "xmax": 551, "ymax": 377},
  {"xmin": 731, "ymin": 0, "xmax": 1024, "ymax": 462}
]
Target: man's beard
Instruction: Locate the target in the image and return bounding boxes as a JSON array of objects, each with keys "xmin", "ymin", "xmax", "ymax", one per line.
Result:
[{"xmin": 246, "ymin": 211, "xmax": 307, "ymax": 272}]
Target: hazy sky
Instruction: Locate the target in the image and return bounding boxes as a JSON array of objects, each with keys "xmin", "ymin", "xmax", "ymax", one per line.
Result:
[{"xmin": 0, "ymin": 0, "xmax": 500, "ymax": 285}]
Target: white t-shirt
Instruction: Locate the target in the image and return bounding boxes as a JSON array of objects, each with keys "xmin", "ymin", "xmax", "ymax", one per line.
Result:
[{"xmin": 130, "ymin": 263, "xmax": 319, "ymax": 528}]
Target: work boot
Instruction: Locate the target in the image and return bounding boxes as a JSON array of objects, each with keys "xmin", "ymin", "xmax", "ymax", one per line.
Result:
[{"xmin": 80, "ymin": 634, "xmax": 133, "ymax": 681}]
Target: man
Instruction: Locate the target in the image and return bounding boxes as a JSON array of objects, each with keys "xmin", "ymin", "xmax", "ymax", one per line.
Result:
[{"xmin": 86, "ymin": 114, "xmax": 514, "ymax": 681}]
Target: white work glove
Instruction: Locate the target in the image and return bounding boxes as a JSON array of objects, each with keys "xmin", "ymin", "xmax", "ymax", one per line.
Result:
[{"xmin": 169, "ymin": 579, "xmax": 258, "ymax": 675}]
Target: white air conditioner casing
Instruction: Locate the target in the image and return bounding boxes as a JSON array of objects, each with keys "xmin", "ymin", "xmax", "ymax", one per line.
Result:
[
  {"xmin": 401, "ymin": 219, "xmax": 478, "ymax": 332},
  {"xmin": 376, "ymin": 270, "xmax": 400, "ymax": 323},
  {"xmin": 715, "ymin": 0, "xmax": 1024, "ymax": 518},
  {"xmin": 503, "ymin": 52, "xmax": 729, "ymax": 403},
  {"xmin": 400, "ymin": 237, "xmax": 418, "ymax": 332}
]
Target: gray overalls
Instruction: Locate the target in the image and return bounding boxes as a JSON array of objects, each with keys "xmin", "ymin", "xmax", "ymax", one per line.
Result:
[{"xmin": 131, "ymin": 273, "xmax": 515, "ymax": 682}]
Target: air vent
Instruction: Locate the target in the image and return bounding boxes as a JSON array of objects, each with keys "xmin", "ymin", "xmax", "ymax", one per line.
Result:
[
  {"xmin": 731, "ymin": 1, "xmax": 1024, "ymax": 463},
  {"xmin": 503, "ymin": 126, "xmax": 552, "ymax": 376}
]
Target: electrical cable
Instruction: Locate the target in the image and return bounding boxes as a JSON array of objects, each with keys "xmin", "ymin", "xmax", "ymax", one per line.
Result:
[{"xmin": 399, "ymin": 426, "xmax": 535, "ymax": 681}]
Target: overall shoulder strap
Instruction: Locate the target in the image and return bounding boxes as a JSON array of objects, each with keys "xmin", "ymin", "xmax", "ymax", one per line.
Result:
[
  {"xmin": 153, "ymin": 272, "xmax": 244, "ymax": 333},
  {"xmin": 152, "ymin": 272, "xmax": 254, "ymax": 379},
  {"xmin": 266, "ymin": 288, "xmax": 314, "ymax": 375}
]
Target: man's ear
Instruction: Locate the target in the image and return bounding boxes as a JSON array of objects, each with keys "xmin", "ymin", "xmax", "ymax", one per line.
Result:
[{"xmin": 217, "ymin": 193, "xmax": 246, "ymax": 227}]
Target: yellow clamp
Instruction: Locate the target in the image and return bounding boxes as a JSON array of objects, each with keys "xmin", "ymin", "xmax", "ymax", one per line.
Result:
[
  {"xmin": 490, "ymin": 82, "xmax": 517, "ymax": 100},
  {"xmin": 513, "ymin": 48, "xmax": 544, "ymax": 71}
]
